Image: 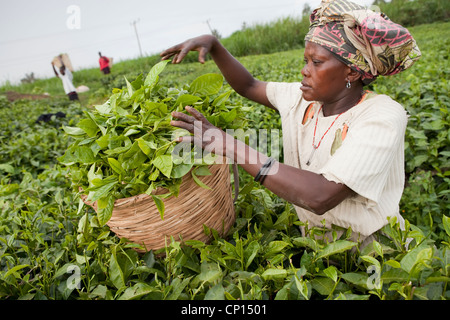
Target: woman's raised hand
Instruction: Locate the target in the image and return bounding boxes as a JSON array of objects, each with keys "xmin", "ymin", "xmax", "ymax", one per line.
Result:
[{"xmin": 160, "ymin": 34, "xmax": 218, "ymax": 64}]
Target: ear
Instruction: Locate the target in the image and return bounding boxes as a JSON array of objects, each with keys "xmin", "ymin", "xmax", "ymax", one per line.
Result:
[{"xmin": 346, "ymin": 67, "xmax": 362, "ymax": 83}]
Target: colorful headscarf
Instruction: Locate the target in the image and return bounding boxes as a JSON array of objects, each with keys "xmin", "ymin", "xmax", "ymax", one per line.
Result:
[{"xmin": 304, "ymin": 0, "xmax": 421, "ymax": 84}]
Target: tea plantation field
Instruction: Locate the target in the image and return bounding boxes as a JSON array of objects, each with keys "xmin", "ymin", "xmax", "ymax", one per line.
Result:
[{"xmin": 0, "ymin": 22, "xmax": 449, "ymax": 302}]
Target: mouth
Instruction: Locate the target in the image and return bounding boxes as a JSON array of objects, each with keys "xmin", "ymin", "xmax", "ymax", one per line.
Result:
[{"xmin": 300, "ymin": 82, "xmax": 312, "ymax": 91}]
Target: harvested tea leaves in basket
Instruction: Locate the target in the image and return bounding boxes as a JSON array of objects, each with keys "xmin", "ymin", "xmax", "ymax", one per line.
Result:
[{"xmin": 59, "ymin": 60, "xmax": 247, "ymax": 225}]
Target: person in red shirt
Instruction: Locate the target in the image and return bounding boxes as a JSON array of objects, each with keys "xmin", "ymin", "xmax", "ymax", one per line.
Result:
[{"xmin": 98, "ymin": 52, "xmax": 111, "ymax": 74}]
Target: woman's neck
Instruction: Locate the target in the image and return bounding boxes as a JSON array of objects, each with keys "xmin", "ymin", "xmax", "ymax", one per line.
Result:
[{"xmin": 322, "ymin": 88, "xmax": 365, "ymax": 117}]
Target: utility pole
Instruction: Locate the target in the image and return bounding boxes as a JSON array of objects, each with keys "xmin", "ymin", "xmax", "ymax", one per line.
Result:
[
  {"xmin": 131, "ymin": 19, "xmax": 143, "ymax": 57},
  {"xmin": 205, "ymin": 19, "xmax": 221, "ymax": 39},
  {"xmin": 205, "ymin": 19, "xmax": 213, "ymax": 34}
]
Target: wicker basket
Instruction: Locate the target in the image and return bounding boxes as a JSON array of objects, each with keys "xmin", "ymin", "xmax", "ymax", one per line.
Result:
[{"xmin": 81, "ymin": 163, "xmax": 236, "ymax": 253}]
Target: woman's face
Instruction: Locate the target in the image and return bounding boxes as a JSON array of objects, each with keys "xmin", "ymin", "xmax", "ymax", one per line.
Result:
[{"xmin": 300, "ymin": 41, "xmax": 350, "ymax": 103}]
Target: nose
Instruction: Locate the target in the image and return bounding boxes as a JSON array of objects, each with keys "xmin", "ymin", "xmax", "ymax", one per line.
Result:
[{"xmin": 301, "ymin": 62, "xmax": 309, "ymax": 78}]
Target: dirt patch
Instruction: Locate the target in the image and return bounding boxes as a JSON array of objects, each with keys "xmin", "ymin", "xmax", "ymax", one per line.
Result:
[{"xmin": 3, "ymin": 91, "xmax": 51, "ymax": 102}]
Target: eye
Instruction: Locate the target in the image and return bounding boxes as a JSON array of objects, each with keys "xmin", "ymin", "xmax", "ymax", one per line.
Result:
[{"xmin": 312, "ymin": 60, "xmax": 322, "ymax": 65}]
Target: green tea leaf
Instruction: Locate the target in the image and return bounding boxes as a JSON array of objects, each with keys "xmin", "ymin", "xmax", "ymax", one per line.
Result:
[
  {"xmin": 204, "ymin": 283, "xmax": 225, "ymax": 300},
  {"xmin": 191, "ymin": 170, "xmax": 211, "ymax": 190},
  {"xmin": 144, "ymin": 60, "xmax": 170, "ymax": 87},
  {"xmin": 174, "ymin": 94, "xmax": 201, "ymax": 108},
  {"xmin": 72, "ymin": 146, "xmax": 97, "ymax": 164},
  {"xmin": 130, "ymin": 73, "xmax": 144, "ymax": 90},
  {"xmin": 212, "ymin": 90, "xmax": 232, "ymax": 107},
  {"xmin": 97, "ymin": 195, "xmax": 115, "ymax": 226},
  {"xmin": 63, "ymin": 125, "xmax": 85, "ymax": 136},
  {"xmin": 85, "ymin": 111, "xmax": 107, "ymax": 135},
  {"xmin": 381, "ymin": 268, "xmax": 411, "ymax": 283},
  {"xmin": 59, "ymin": 57, "xmax": 247, "ymax": 225},
  {"xmin": 96, "ymin": 134, "xmax": 110, "ymax": 149},
  {"xmin": 151, "ymin": 195, "xmax": 165, "ymax": 220},
  {"xmin": 125, "ymin": 77, "xmax": 134, "ymax": 97},
  {"xmin": 341, "ymin": 272, "xmax": 368, "ymax": 288},
  {"xmin": 198, "ymin": 262, "xmax": 222, "ymax": 283},
  {"xmin": 400, "ymin": 244, "xmax": 432, "ymax": 273},
  {"xmin": 443, "ymin": 215, "xmax": 450, "ymax": 237},
  {"xmin": 244, "ymin": 241, "xmax": 260, "ymax": 269},
  {"xmin": 261, "ymin": 268, "xmax": 287, "ymax": 281},
  {"xmin": 122, "ymin": 142, "xmax": 148, "ymax": 170},
  {"xmin": 219, "ymin": 108, "xmax": 237, "ymax": 123},
  {"xmin": 0, "ymin": 163, "xmax": 15, "ymax": 174},
  {"xmin": 152, "ymin": 155, "xmax": 173, "ymax": 178},
  {"xmin": 264, "ymin": 241, "xmax": 289, "ymax": 258},
  {"xmin": 77, "ymin": 118, "xmax": 99, "ymax": 137},
  {"xmin": 109, "ymin": 247, "xmax": 125, "ymax": 289},
  {"xmin": 118, "ymin": 283, "xmax": 156, "ymax": 300},
  {"xmin": 311, "ymin": 277, "xmax": 335, "ymax": 296},
  {"xmin": 194, "ymin": 166, "xmax": 211, "ymax": 176},
  {"xmin": 87, "ymin": 179, "xmax": 118, "ymax": 202},
  {"xmin": 172, "ymin": 163, "xmax": 194, "ymax": 179},
  {"xmin": 0, "ymin": 183, "xmax": 19, "ymax": 196},
  {"xmin": 360, "ymin": 255, "xmax": 381, "ymax": 270},
  {"xmin": 316, "ymin": 240, "xmax": 357, "ymax": 260},
  {"xmin": 189, "ymin": 73, "xmax": 223, "ymax": 96},
  {"xmin": 95, "ymin": 101, "xmax": 112, "ymax": 115},
  {"xmin": 293, "ymin": 270, "xmax": 309, "ymax": 299},
  {"xmin": 108, "ymin": 158, "xmax": 125, "ymax": 175},
  {"xmin": 167, "ymin": 277, "xmax": 191, "ymax": 300},
  {"xmin": 292, "ymin": 237, "xmax": 319, "ymax": 251},
  {"xmin": 4, "ymin": 264, "xmax": 30, "ymax": 278},
  {"xmin": 137, "ymin": 138, "xmax": 153, "ymax": 156},
  {"xmin": 323, "ymin": 266, "xmax": 338, "ymax": 282}
]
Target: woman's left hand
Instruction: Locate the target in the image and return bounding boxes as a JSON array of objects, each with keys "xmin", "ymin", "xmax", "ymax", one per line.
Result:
[{"xmin": 171, "ymin": 106, "xmax": 230, "ymax": 157}]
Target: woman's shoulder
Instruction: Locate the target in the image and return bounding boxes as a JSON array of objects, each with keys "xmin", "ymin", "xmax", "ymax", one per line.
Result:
[
  {"xmin": 364, "ymin": 91, "xmax": 403, "ymax": 106},
  {"xmin": 359, "ymin": 92, "xmax": 407, "ymax": 118},
  {"xmin": 350, "ymin": 92, "xmax": 408, "ymax": 131}
]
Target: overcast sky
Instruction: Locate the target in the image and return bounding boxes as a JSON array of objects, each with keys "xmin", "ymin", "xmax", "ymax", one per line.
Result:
[{"xmin": 0, "ymin": 0, "xmax": 374, "ymax": 85}]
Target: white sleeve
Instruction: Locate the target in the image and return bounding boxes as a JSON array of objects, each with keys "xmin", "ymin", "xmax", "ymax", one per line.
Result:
[{"xmin": 266, "ymin": 82, "xmax": 303, "ymax": 118}]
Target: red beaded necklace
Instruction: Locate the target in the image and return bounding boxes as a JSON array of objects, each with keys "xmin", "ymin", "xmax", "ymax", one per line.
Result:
[{"xmin": 306, "ymin": 92, "xmax": 368, "ymax": 166}]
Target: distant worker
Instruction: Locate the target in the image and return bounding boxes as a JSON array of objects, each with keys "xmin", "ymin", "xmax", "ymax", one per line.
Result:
[
  {"xmin": 51, "ymin": 54, "xmax": 79, "ymax": 101},
  {"xmin": 98, "ymin": 52, "xmax": 111, "ymax": 74}
]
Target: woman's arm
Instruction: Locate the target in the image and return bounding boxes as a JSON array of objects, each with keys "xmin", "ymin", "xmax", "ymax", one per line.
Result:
[
  {"xmin": 171, "ymin": 106, "xmax": 355, "ymax": 215},
  {"xmin": 51, "ymin": 64, "xmax": 59, "ymax": 77},
  {"xmin": 160, "ymin": 34, "xmax": 274, "ymax": 109}
]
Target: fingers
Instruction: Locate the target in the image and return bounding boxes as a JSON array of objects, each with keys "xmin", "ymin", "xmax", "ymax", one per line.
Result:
[
  {"xmin": 160, "ymin": 44, "xmax": 180, "ymax": 58},
  {"xmin": 171, "ymin": 106, "xmax": 207, "ymax": 124},
  {"xmin": 198, "ymin": 47, "xmax": 208, "ymax": 64},
  {"xmin": 175, "ymin": 135, "xmax": 193, "ymax": 144},
  {"xmin": 185, "ymin": 106, "xmax": 208, "ymax": 121},
  {"xmin": 160, "ymin": 45, "xmax": 184, "ymax": 64},
  {"xmin": 170, "ymin": 112, "xmax": 194, "ymax": 132},
  {"xmin": 171, "ymin": 106, "xmax": 215, "ymax": 138},
  {"xmin": 160, "ymin": 40, "xmax": 197, "ymax": 64},
  {"xmin": 170, "ymin": 107, "xmax": 199, "ymax": 133},
  {"xmin": 172, "ymin": 52, "xmax": 187, "ymax": 64},
  {"xmin": 160, "ymin": 36, "xmax": 212, "ymax": 64},
  {"xmin": 172, "ymin": 110, "xmax": 195, "ymax": 123}
]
